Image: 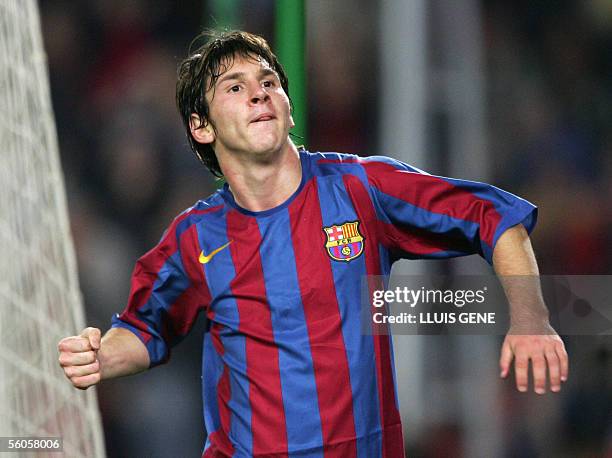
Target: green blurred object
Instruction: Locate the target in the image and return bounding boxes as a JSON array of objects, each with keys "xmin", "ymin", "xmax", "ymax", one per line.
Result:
[
  {"xmin": 275, "ymin": 0, "xmax": 307, "ymax": 145},
  {"xmin": 210, "ymin": 0, "xmax": 241, "ymax": 29}
]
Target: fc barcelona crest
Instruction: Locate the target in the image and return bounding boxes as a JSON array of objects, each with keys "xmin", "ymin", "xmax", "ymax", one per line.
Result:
[{"xmin": 323, "ymin": 221, "xmax": 365, "ymax": 262}]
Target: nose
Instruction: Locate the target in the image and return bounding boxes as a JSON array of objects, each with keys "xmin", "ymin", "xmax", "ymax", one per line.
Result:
[{"xmin": 249, "ymin": 84, "xmax": 270, "ymax": 104}]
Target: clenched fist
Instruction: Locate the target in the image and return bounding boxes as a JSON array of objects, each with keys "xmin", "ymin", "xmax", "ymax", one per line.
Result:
[{"xmin": 58, "ymin": 327, "xmax": 102, "ymax": 390}]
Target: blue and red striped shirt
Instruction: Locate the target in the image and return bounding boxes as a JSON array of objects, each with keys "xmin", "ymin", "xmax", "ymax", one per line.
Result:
[{"xmin": 112, "ymin": 151, "xmax": 537, "ymax": 457}]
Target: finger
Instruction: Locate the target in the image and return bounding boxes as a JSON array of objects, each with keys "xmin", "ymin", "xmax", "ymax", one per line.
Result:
[
  {"xmin": 80, "ymin": 327, "xmax": 101, "ymax": 351},
  {"xmin": 58, "ymin": 336, "xmax": 92, "ymax": 353},
  {"xmin": 545, "ymin": 348, "xmax": 561, "ymax": 392},
  {"xmin": 531, "ymin": 354, "xmax": 547, "ymax": 395},
  {"xmin": 514, "ymin": 351, "xmax": 529, "ymax": 392},
  {"xmin": 499, "ymin": 340, "xmax": 514, "ymax": 378},
  {"xmin": 71, "ymin": 372, "xmax": 101, "ymax": 390},
  {"xmin": 63, "ymin": 360, "xmax": 100, "ymax": 379},
  {"xmin": 59, "ymin": 350, "xmax": 96, "ymax": 367},
  {"xmin": 556, "ymin": 341, "xmax": 569, "ymax": 382}
]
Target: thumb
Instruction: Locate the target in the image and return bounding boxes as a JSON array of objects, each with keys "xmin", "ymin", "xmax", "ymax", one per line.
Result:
[{"xmin": 81, "ymin": 327, "xmax": 101, "ymax": 351}]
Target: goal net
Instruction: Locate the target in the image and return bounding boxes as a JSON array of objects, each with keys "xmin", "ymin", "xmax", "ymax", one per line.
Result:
[{"xmin": 0, "ymin": 1, "xmax": 106, "ymax": 456}]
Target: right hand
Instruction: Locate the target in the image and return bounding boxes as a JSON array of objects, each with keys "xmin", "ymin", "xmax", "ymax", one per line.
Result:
[{"xmin": 58, "ymin": 327, "xmax": 102, "ymax": 390}]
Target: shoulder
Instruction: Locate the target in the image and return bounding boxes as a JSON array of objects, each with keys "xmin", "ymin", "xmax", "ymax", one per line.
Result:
[
  {"xmin": 301, "ymin": 150, "xmax": 361, "ymax": 168},
  {"xmin": 301, "ymin": 150, "xmax": 426, "ymax": 180},
  {"xmin": 163, "ymin": 192, "xmax": 226, "ymax": 240},
  {"xmin": 360, "ymin": 155, "xmax": 428, "ymax": 174}
]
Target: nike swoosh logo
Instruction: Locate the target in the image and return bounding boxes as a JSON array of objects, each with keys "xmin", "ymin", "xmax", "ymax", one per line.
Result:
[{"xmin": 199, "ymin": 241, "xmax": 232, "ymax": 264}]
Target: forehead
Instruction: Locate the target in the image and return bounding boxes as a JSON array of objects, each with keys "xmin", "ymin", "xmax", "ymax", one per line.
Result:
[{"xmin": 208, "ymin": 53, "xmax": 274, "ymax": 87}]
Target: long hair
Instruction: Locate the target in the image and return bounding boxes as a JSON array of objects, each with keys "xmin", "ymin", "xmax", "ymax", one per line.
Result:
[{"xmin": 176, "ymin": 30, "xmax": 290, "ymax": 177}]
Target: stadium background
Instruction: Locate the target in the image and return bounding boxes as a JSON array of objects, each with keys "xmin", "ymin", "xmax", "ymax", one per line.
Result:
[{"xmin": 39, "ymin": 1, "xmax": 611, "ymax": 456}]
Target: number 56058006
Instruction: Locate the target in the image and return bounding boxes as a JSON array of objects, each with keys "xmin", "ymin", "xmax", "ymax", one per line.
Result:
[{"xmin": 2, "ymin": 437, "xmax": 62, "ymax": 451}]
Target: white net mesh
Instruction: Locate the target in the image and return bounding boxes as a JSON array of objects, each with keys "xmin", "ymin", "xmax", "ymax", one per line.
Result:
[{"xmin": 0, "ymin": 1, "xmax": 106, "ymax": 456}]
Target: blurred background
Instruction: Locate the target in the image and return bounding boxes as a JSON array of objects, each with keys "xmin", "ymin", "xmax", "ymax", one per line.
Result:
[{"xmin": 39, "ymin": 0, "xmax": 611, "ymax": 456}]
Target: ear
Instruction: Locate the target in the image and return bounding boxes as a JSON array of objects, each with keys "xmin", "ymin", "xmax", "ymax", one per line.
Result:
[{"xmin": 190, "ymin": 114, "xmax": 215, "ymax": 144}]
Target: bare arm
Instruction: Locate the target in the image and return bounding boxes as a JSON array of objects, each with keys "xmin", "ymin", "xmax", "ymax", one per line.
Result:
[
  {"xmin": 58, "ymin": 327, "xmax": 150, "ymax": 390},
  {"xmin": 493, "ymin": 224, "xmax": 569, "ymax": 394}
]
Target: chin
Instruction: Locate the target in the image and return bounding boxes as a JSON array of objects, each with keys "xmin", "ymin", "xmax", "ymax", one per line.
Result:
[
  {"xmin": 249, "ymin": 137, "xmax": 285, "ymax": 156},
  {"xmin": 250, "ymin": 146, "xmax": 281, "ymax": 161}
]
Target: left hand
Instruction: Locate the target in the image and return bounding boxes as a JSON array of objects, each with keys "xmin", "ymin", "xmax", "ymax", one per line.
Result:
[{"xmin": 499, "ymin": 326, "xmax": 568, "ymax": 394}]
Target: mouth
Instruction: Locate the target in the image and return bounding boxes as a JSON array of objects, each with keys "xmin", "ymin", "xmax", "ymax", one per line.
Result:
[{"xmin": 251, "ymin": 113, "xmax": 276, "ymax": 123}]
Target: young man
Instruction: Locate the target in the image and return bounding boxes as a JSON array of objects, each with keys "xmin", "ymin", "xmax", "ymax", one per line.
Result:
[{"xmin": 58, "ymin": 31, "xmax": 568, "ymax": 457}]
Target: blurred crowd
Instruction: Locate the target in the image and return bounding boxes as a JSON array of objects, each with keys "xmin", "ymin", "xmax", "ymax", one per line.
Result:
[
  {"xmin": 485, "ymin": 0, "xmax": 612, "ymax": 276},
  {"xmin": 39, "ymin": 0, "xmax": 610, "ymax": 456},
  {"xmin": 483, "ymin": 2, "xmax": 612, "ymax": 457}
]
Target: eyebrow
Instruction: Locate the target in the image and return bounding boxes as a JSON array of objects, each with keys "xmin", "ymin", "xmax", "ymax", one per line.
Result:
[{"xmin": 216, "ymin": 68, "xmax": 278, "ymax": 87}]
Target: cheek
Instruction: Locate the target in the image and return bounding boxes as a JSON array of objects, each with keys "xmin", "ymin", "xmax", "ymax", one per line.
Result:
[
  {"xmin": 276, "ymin": 93, "xmax": 291, "ymax": 115},
  {"xmin": 211, "ymin": 104, "xmax": 240, "ymax": 132}
]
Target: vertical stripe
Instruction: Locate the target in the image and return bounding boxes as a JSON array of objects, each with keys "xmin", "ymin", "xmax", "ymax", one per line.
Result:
[
  {"xmin": 117, "ymin": 207, "xmax": 220, "ymax": 355},
  {"xmin": 343, "ymin": 174, "xmax": 405, "ymax": 457},
  {"xmin": 226, "ymin": 210, "xmax": 289, "ymax": 456},
  {"xmin": 202, "ymin": 332, "xmax": 226, "ymax": 456},
  {"xmin": 257, "ymin": 210, "xmax": 324, "ymax": 457},
  {"xmin": 314, "ymin": 177, "xmax": 383, "ymax": 458},
  {"xmin": 345, "ymin": 222, "xmax": 358, "ymax": 237},
  {"xmin": 198, "ymin": 210, "xmax": 252, "ymax": 456},
  {"xmin": 333, "ymin": 246, "xmax": 341, "ymax": 259},
  {"xmin": 288, "ymin": 179, "xmax": 359, "ymax": 457},
  {"xmin": 206, "ymin": 351, "xmax": 234, "ymax": 456},
  {"xmin": 161, "ymin": 224, "xmax": 212, "ymax": 340}
]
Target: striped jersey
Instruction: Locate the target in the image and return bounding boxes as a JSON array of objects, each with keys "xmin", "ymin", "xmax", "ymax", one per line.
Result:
[{"xmin": 112, "ymin": 150, "xmax": 537, "ymax": 457}]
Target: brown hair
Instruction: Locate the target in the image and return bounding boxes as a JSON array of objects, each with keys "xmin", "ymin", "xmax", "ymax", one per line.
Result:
[{"xmin": 176, "ymin": 30, "xmax": 290, "ymax": 177}]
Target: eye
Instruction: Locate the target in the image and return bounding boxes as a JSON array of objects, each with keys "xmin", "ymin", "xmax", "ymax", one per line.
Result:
[
  {"xmin": 229, "ymin": 85, "xmax": 241, "ymax": 93},
  {"xmin": 262, "ymin": 80, "xmax": 274, "ymax": 88}
]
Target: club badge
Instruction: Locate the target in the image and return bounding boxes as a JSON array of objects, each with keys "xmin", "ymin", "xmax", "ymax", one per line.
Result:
[{"xmin": 323, "ymin": 221, "xmax": 364, "ymax": 262}]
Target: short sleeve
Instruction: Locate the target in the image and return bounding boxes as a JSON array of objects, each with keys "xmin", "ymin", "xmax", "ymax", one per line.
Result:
[
  {"xmin": 361, "ymin": 156, "xmax": 537, "ymax": 264},
  {"xmin": 111, "ymin": 213, "xmax": 211, "ymax": 367}
]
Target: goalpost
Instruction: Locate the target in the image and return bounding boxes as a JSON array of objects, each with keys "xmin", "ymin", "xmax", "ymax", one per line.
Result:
[{"xmin": 0, "ymin": 1, "xmax": 106, "ymax": 456}]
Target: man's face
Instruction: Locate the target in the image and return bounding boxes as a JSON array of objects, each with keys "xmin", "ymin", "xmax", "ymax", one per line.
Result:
[{"xmin": 202, "ymin": 54, "xmax": 294, "ymax": 161}]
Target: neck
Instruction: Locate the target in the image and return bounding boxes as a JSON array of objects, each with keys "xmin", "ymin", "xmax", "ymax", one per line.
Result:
[{"xmin": 220, "ymin": 141, "xmax": 302, "ymax": 212}]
